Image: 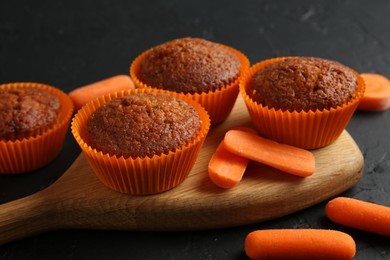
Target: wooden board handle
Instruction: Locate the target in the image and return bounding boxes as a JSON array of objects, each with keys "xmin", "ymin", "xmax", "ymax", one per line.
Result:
[{"xmin": 0, "ymin": 193, "xmax": 52, "ymax": 244}]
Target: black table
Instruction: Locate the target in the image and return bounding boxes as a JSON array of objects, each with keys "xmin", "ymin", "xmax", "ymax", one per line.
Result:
[{"xmin": 1, "ymin": 1, "xmax": 389, "ymax": 259}]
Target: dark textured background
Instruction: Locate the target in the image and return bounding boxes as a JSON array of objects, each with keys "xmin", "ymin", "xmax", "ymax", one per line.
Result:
[{"xmin": 1, "ymin": 0, "xmax": 390, "ymax": 259}]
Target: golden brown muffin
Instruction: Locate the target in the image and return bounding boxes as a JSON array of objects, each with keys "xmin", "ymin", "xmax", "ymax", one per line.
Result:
[
  {"xmin": 86, "ymin": 92, "xmax": 201, "ymax": 159},
  {"xmin": 0, "ymin": 82, "xmax": 73, "ymax": 174},
  {"xmin": 0, "ymin": 88, "xmax": 61, "ymax": 141},
  {"xmin": 240, "ymin": 57, "xmax": 365, "ymax": 149},
  {"xmin": 72, "ymin": 88, "xmax": 210, "ymax": 194},
  {"xmin": 138, "ymin": 37, "xmax": 241, "ymax": 94},
  {"xmin": 249, "ymin": 57, "xmax": 358, "ymax": 112},
  {"xmin": 131, "ymin": 37, "xmax": 250, "ymax": 126}
]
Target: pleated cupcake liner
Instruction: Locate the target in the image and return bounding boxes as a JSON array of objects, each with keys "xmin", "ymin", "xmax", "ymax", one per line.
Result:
[
  {"xmin": 71, "ymin": 88, "xmax": 210, "ymax": 195},
  {"xmin": 130, "ymin": 43, "xmax": 250, "ymax": 125},
  {"xmin": 239, "ymin": 57, "xmax": 365, "ymax": 149},
  {"xmin": 0, "ymin": 82, "xmax": 74, "ymax": 174}
]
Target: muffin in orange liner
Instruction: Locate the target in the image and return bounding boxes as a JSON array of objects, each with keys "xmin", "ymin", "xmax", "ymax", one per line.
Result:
[
  {"xmin": 0, "ymin": 82, "xmax": 74, "ymax": 174},
  {"xmin": 71, "ymin": 88, "xmax": 210, "ymax": 195},
  {"xmin": 239, "ymin": 57, "xmax": 365, "ymax": 149},
  {"xmin": 130, "ymin": 40, "xmax": 250, "ymax": 126}
]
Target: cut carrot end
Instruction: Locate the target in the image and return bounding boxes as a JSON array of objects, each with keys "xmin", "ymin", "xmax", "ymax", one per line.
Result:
[
  {"xmin": 208, "ymin": 142, "xmax": 248, "ymax": 188},
  {"xmin": 358, "ymin": 73, "xmax": 390, "ymax": 112},
  {"xmin": 208, "ymin": 127, "xmax": 257, "ymax": 188}
]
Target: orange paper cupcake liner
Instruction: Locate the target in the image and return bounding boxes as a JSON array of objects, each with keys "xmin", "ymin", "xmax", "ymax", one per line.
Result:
[
  {"xmin": 239, "ymin": 57, "xmax": 365, "ymax": 149},
  {"xmin": 130, "ymin": 44, "xmax": 250, "ymax": 126},
  {"xmin": 71, "ymin": 88, "xmax": 211, "ymax": 195},
  {"xmin": 0, "ymin": 82, "xmax": 74, "ymax": 174}
]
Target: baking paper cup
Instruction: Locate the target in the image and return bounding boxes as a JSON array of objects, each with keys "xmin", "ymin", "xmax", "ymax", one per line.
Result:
[
  {"xmin": 71, "ymin": 88, "xmax": 210, "ymax": 195},
  {"xmin": 239, "ymin": 57, "xmax": 365, "ymax": 149},
  {"xmin": 130, "ymin": 43, "xmax": 249, "ymax": 125},
  {"xmin": 0, "ymin": 82, "xmax": 74, "ymax": 174}
]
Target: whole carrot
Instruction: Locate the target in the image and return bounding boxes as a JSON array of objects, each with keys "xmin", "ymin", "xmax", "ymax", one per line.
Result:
[
  {"xmin": 223, "ymin": 129, "xmax": 315, "ymax": 177},
  {"xmin": 244, "ymin": 229, "xmax": 356, "ymax": 260},
  {"xmin": 208, "ymin": 127, "xmax": 257, "ymax": 188},
  {"xmin": 69, "ymin": 74, "xmax": 135, "ymax": 111},
  {"xmin": 326, "ymin": 197, "xmax": 390, "ymax": 236}
]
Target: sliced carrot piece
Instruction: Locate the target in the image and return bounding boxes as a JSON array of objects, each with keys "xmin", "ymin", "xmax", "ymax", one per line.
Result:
[
  {"xmin": 326, "ymin": 197, "xmax": 390, "ymax": 236},
  {"xmin": 208, "ymin": 142, "xmax": 248, "ymax": 188},
  {"xmin": 208, "ymin": 127, "xmax": 257, "ymax": 188},
  {"xmin": 223, "ymin": 130, "xmax": 315, "ymax": 177},
  {"xmin": 245, "ymin": 229, "xmax": 356, "ymax": 259},
  {"xmin": 69, "ymin": 75, "xmax": 135, "ymax": 111},
  {"xmin": 358, "ymin": 73, "xmax": 390, "ymax": 112}
]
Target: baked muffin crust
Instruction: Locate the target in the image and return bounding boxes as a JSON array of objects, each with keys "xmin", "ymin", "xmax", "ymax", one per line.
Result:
[
  {"xmin": 138, "ymin": 37, "xmax": 241, "ymax": 94},
  {"xmin": 0, "ymin": 88, "xmax": 60, "ymax": 140},
  {"xmin": 249, "ymin": 57, "xmax": 358, "ymax": 112},
  {"xmin": 86, "ymin": 93, "xmax": 201, "ymax": 159}
]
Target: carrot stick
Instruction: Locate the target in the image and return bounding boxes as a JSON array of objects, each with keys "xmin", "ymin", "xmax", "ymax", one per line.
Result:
[
  {"xmin": 358, "ymin": 73, "xmax": 390, "ymax": 112},
  {"xmin": 326, "ymin": 197, "xmax": 390, "ymax": 236},
  {"xmin": 208, "ymin": 127, "xmax": 257, "ymax": 188},
  {"xmin": 245, "ymin": 229, "xmax": 356, "ymax": 260},
  {"xmin": 69, "ymin": 75, "xmax": 135, "ymax": 111},
  {"xmin": 223, "ymin": 130, "xmax": 315, "ymax": 177}
]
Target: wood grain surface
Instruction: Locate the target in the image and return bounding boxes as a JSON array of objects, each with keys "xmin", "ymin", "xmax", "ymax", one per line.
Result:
[{"xmin": 0, "ymin": 96, "xmax": 364, "ymax": 245}]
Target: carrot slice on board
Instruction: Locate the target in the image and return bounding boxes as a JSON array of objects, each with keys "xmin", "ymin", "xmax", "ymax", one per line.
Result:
[
  {"xmin": 208, "ymin": 127, "xmax": 257, "ymax": 188},
  {"xmin": 245, "ymin": 229, "xmax": 356, "ymax": 260},
  {"xmin": 69, "ymin": 75, "xmax": 135, "ymax": 111},
  {"xmin": 326, "ymin": 197, "xmax": 390, "ymax": 236},
  {"xmin": 223, "ymin": 130, "xmax": 315, "ymax": 177},
  {"xmin": 358, "ymin": 73, "xmax": 390, "ymax": 112}
]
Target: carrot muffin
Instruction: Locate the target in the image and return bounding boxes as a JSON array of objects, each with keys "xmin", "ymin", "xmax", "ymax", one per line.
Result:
[
  {"xmin": 72, "ymin": 88, "xmax": 210, "ymax": 195},
  {"xmin": 86, "ymin": 92, "xmax": 201, "ymax": 159},
  {"xmin": 131, "ymin": 37, "xmax": 250, "ymax": 125},
  {"xmin": 0, "ymin": 82, "xmax": 73, "ymax": 174},
  {"xmin": 0, "ymin": 88, "xmax": 60, "ymax": 141},
  {"xmin": 249, "ymin": 57, "xmax": 358, "ymax": 112},
  {"xmin": 240, "ymin": 57, "xmax": 365, "ymax": 149},
  {"xmin": 137, "ymin": 37, "xmax": 241, "ymax": 94}
]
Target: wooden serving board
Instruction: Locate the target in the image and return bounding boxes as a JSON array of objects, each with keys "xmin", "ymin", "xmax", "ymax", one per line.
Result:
[{"xmin": 0, "ymin": 96, "xmax": 363, "ymax": 245}]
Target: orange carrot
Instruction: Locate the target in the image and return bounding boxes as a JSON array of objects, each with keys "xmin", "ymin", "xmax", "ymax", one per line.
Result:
[
  {"xmin": 326, "ymin": 197, "xmax": 390, "ymax": 236},
  {"xmin": 208, "ymin": 127, "xmax": 257, "ymax": 188},
  {"xmin": 245, "ymin": 229, "xmax": 356, "ymax": 260},
  {"xmin": 69, "ymin": 75, "xmax": 135, "ymax": 111},
  {"xmin": 358, "ymin": 73, "xmax": 390, "ymax": 112},
  {"xmin": 223, "ymin": 130, "xmax": 315, "ymax": 177}
]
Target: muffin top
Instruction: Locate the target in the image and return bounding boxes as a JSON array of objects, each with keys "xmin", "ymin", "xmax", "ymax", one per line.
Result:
[
  {"xmin": 138, "ymin": 37, "xmax": 241, "ymax": 94},
  {"xmin": 86, "ymin": 92, "xmax": 201, "ymax": 159},
  {"xmin": 0, "ymin": 88, "xmax": 61, "ymax": 140},
  {"xmin": 249, "ymin": 57, "xmax": 358, "ymax": 112}
]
